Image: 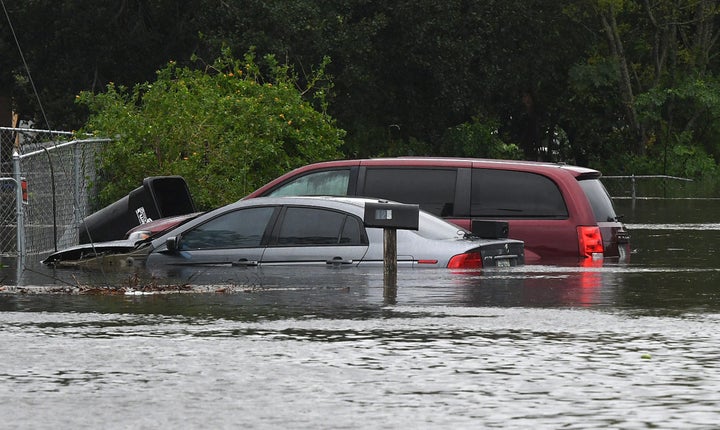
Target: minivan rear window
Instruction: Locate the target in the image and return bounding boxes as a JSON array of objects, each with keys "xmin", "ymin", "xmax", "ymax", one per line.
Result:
[
  {"xmin": 470, "ymin": 169, "xmax": 568, "ymax": 218},
  {"xmin": 362, "ymin": 168, "xmax": 457, "ymax": 217},
  {"xmin": 578, "ymin": 179, "xmax": 618, "ymax": 222}
]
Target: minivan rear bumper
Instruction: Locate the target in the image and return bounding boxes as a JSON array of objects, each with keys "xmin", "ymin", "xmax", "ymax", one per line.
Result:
[{"xmin": 599, "ymin": 223, "xmax": 631, "ymax": 263}]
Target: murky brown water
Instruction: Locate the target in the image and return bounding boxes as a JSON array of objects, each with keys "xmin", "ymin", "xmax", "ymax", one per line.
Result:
[{"xmin": 1, "ymin": 198, "xmax": 720, "ymax": 428}]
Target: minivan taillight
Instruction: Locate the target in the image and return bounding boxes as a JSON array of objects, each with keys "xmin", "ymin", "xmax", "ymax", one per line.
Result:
[
  {"xmin": 577, "ymin": 226, "xmax": 604, "ymax": 258},
  {"xmin": 447, "ymin": 252, "xmax": 483, "ymax": 269}
]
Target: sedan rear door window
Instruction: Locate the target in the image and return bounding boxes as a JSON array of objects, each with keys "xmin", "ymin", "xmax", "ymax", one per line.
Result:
[
  {"xmin": 262, "ymin": 206, "xmax": 369, "ymax": 265},
  {"xmin": 275, "ymin": 207, "xmax": 365, "ymax": 245}
]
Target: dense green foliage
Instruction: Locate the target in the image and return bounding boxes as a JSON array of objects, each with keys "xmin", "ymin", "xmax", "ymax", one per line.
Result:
[
  {"xmin": 2, "ymin": 0, "xmax": 720, "ymax": 197},
  {"xmin": 77, "ymin": 51, "xmax": 343, "ymax": 208}
]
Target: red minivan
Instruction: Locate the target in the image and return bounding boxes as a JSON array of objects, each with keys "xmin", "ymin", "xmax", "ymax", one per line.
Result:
[{"xmin": 245, "ymin": 157, "xmax": 630, "ymax": 265}]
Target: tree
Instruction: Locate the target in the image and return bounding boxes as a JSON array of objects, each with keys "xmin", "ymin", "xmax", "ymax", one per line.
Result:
[
  {"xmin": 0, "ymin": 0, "xmax": 209, "ymax": 130},
  {"xmin": 565, "ymin": 0, "xmax": 720, "ymax": 178},
  {"xmin": 77, "ymin": 50, "xmax": 345, "ymax": 209},
  {"xmin": 4, "ymin": 0, "xmax": 720, "ymax": 180}
]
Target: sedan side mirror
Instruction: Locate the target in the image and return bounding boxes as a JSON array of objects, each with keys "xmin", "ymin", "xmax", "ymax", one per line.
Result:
[{"xmin": 165, "ymin": 236, "xmax": 179, "ymax": 253}]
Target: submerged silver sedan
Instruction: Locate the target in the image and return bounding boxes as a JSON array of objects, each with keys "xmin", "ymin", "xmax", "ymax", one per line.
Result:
[{"xmin": 45, "ymin": 196, "xmax": 524, "ymax": 270}]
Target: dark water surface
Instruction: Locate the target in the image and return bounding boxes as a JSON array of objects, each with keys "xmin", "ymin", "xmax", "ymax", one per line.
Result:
[{"xmin": 2, "ymin": 198, "xmax": 720, "ymax": 429}]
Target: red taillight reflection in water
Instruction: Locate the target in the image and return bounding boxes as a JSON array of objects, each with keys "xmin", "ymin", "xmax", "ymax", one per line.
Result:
[
  {"xmin": 577, "ymin": 226, "xmax": 604, "ymax": 258},
  {"xmin": 575, "ymin": 226, "xmax": 604, "ymax": 306},
  {"xmin": 417, "ymin": 260, "xmax": 439, "ymax": 265},
  {"xmin": 575, "ymin": 257, "xmax": 603, "ymax": 306},
  {"xmin": 447, "ymin": 252, "xmax": 483, "ymax": 269}
]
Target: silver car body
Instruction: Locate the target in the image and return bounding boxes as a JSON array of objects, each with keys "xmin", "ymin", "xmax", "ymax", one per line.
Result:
[
  {"xmin": 146, "ymin": 196, "xmax": 523, "ymax": 269},
  {"xmin": 44, "ymin": 196, "xmax": 524, "ymax": 270}
]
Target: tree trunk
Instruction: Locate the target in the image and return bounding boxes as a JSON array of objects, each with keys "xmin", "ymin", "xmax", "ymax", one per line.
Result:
[
  {"xmin": 598, "ymin": 4, "xmax": 645, "ymax": 155},
  {"xmin": 692, "ymin": 0, "xmax": 719, "ymax": 75}
]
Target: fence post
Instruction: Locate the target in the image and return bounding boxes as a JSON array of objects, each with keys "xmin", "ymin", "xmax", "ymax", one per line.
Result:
[
  {"xmin": 73, "ymin": 141, "xmax": 81, "ymax": 228},
  {"xmin": 12, "ymin": 150, "xmax": 24, "ymax": 258}
]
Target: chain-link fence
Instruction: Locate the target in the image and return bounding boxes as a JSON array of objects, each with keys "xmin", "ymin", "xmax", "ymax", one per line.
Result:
[{"xmin": 0, "ymin": 127, "xmax": 109, "ymax": 256}]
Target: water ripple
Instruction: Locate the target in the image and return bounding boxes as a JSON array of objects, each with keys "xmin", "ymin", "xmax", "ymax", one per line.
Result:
[{"xmin": 1, "ymin": 307, "xmax": 719, "ymax": 428}]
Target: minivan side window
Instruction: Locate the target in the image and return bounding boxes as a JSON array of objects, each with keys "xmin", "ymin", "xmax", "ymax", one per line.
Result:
[
  {"xmin": 275, "ymin": 207, "xmax": 365, "ymax": 245},
  {"xmin": 267, "ymin": 170, "xmax": 350, "ymax": 197},
  {"xmin": 471, "ymin": 169, "xmax": 568, "ymax": 218},
  {"xmin": 362, "ymin": 168, "xmax": 456, "ymax": 216}
]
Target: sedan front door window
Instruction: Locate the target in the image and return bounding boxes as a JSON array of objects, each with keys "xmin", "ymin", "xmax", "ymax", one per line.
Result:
[{"xmin": 169, "ymin": 206, "xmax": 277, "ymax": 265}]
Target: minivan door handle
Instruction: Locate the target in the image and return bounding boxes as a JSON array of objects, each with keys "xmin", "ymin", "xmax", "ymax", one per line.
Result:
[{"xmin": 326, "ymin": 256, "xmax": 353, "ymax": 265}]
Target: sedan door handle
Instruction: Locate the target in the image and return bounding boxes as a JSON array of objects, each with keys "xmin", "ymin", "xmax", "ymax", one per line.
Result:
[
  {"xmin": 232, "ymin": 259, "xmax": 259, "ymax": 267},
  {"xmin": 326, "ymin": 257, "xmax": 353, "ymax": 265}
]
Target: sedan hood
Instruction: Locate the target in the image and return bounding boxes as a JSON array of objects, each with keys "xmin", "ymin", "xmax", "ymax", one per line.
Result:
[{"xmin": 43, "ymin": 239, "xmax": 151, "ymax": 269}]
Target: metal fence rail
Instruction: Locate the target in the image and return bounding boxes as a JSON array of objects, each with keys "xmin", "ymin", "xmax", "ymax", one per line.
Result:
[
  {"xmin": 0, "ymin": 127, "xmax": 109, "ymax": 257},
  {"xmin": 602, "ymin": 174, "xmax": 694, "ymax": 199}
]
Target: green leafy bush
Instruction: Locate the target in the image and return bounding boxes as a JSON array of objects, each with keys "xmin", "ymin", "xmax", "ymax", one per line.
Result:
[{"xmin": 77, "ymin": 49, "xmax": 345, "ymax": 210}]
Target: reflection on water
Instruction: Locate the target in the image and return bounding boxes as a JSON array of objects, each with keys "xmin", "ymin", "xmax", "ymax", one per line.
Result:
[
  {"xmin": 2, "ymin": 198, "xmax": 720, "ymax": 428},
  {"xmin": 3, "ymin": 230, "xmax": 720, "ymax": 313},
  {"xmin": 629, "ymin": 223, "xmax": 720, "ymax": 230}
]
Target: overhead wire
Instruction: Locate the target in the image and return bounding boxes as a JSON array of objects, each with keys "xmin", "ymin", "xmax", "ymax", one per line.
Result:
[
  {"xmin": 2, "ymin": 0, "xmax": 109, "ymax": 280},
  {"xmin": 1, "ymin": 0, "xmax": 54, "ymax": 134}
]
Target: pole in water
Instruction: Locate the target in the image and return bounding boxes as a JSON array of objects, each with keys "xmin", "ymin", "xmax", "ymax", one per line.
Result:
[{"xmin": 384, "ymin": 228, "xmax": 398, "ymax": 291}]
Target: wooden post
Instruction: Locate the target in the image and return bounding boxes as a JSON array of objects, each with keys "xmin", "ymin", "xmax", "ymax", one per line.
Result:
[
  {"xmin": 383, "ymin": 228, "xmax": 397, "ymax": 301},
  {"xmin": 12, "ymin": 112, "xmax": 20, "ymax": 149}
]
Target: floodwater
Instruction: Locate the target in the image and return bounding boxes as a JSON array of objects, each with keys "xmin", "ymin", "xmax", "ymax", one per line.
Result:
[{"xmin": 2, "ymin": 198, "xmax": 720, "ymax": 429}]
